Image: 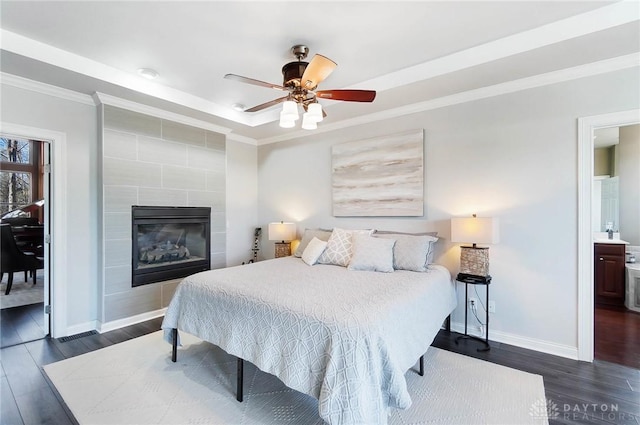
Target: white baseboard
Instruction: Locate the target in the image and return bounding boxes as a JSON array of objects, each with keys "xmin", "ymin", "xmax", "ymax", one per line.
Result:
[
  {"xmin": 97, "ymin": 308, "xmax": 167, "ymax": 334},
  {"xmin": 450, "ymin": 321, "xmax": 579, "ymax": 360}
]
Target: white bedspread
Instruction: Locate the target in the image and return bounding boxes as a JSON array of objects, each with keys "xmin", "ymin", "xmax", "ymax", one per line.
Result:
[{"xmin": 162, "ymin": 257, "xmax": 456, "ymax": 425}]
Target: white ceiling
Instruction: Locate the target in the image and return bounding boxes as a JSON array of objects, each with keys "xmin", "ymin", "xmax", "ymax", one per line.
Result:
[{"xmin": 1, "ymin": 1, "xmax": 639, "ymax": 143}]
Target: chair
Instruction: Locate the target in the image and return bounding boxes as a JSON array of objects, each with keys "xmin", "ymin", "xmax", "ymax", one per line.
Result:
[{"xmin": 0, "ymin": 224, "xmax": 44, "ymax": 295}]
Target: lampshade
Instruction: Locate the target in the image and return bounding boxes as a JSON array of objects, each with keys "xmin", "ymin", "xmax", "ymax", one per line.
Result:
[
  {"xmin": 451, "ymin": 216, "xmax": 499, "ymax": 246},
  {"xmin": 451, "ymin": 215, "xmax": 499, "ymax": 278},
  {"xmin": 281, "ymin": 100, "xmax": 299, "ymax": 121},
  {"xmin": 301, "ymin": 112, "xmax": 317, "ymax": 130},
  {"xmin": 279, "ymin": 112, "xmax": 295, "ymax": 128},
  {"xmin": 268, "ymin": 222, "xmax": 296, "ymax": 242},
  {"xmin": 307, "ymin": 103, "xmax": 323, "ymax": 122}
]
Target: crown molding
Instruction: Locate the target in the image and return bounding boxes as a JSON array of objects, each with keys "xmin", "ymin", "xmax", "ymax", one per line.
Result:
[
  {"xmin": 93, "ymin": 92, "xmax": 233, "ymax": 135},
  {"xmin": 257, "ymin": 53, "xmax": 640, "ymax": 145},
  {"xmin": 1, "ymin": 29, "xmax": 251, "ymax": 126},
  {"xmin": 354, "ymin": 1, "xmax": 640, "ymax": 92},
  {"xmin": 226, "ymin": 132, "xmax": 258, "ymax": 146},
  {"xmin": 1, "ymin": 72, "xmax": 95, "ymax": 106}
]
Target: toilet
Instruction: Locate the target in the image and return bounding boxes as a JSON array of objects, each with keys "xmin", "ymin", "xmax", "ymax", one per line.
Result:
[{"xmin": 626, "ymin": 246, "xmax": 640, "ymax": 313}]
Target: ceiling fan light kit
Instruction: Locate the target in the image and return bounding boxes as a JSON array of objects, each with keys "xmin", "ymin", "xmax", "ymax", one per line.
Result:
[
  {"xmin": 301, "ymin": 113, "xmax": 318, "ymax": 130},
  {"xmin": 281, "ymin": 100, "xmax": 300, "ymax": 121},
  {"xmin": 307, "ymin": 103, "xmax": 323, "ymax": 122},
  {"xmin": 225, "ymin": 44, "xmax": 376, "ymax": 130}
]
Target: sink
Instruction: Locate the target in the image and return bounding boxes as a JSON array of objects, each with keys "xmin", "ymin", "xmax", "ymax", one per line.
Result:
[{"xmin": 594, "ymin": 231, "xmax": 620, "ymax": 240}]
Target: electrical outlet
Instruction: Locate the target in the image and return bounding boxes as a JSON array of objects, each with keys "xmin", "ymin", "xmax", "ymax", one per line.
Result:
[
  {"xmin": 469, "ymin": 298, "xmax": 478, "ymax": 311},
  {"xmin": 488, "ymin": 301, "xmax": 496, "ymax": 313}
]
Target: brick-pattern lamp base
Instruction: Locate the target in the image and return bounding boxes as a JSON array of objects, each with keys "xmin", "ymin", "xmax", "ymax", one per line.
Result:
[{"xmin": 274, "ymin": 242, "xmax": 291, "ymax": 258}]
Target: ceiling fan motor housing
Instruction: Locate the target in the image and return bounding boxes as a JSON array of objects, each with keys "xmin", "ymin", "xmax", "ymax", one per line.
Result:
[{"xmin": 282, "ymin": 61, "xmax": 308, "ymax": 88}]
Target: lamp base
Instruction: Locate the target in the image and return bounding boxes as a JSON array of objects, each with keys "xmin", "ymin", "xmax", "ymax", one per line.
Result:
[
  {"xmin": 459, "ymin": 246, "xmax": 490, "ymax": 277},
  {"xmin": 274, "ymin": 242, "xmax": 291, "ymax": 258}
]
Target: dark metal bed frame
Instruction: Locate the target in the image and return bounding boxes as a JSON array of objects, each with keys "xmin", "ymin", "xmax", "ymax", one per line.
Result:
[{"xmin": 170, "ymin": 315, "xmax": 451, "ymax": 402}]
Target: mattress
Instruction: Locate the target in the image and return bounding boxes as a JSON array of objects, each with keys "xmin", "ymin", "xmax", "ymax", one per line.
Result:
[{"xmin": 162, "ymin": 256, "xmax": 456, "ymax": 424}]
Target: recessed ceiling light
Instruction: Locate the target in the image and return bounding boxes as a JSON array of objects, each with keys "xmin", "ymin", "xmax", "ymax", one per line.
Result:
[
  {"xmin": 137, "ymin": 68, "xmax": 159, "ymax": 80},
  {"xmin": 232, "ymin": 103, "xmax": 245, "ymax": 112}
]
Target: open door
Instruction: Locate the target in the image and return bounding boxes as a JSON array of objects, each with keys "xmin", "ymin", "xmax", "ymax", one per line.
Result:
[{"xmin": 42, "ymin": 140, "xmax": 51, "ymax": 336}]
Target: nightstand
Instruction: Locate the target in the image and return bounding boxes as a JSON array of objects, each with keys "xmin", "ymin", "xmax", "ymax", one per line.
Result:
[{"xmin": 455, "ymin": 273, "xmax": 491, "ymax": 352}]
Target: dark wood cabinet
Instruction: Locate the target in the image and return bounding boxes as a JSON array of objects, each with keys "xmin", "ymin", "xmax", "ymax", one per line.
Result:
[{"xmin": 594, "ymin": 243, "xmax": 626, "ymax": 307}]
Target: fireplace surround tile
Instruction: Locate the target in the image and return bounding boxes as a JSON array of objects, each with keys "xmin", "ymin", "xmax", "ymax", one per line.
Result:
[
  {"xmin": 138, "ymin": 188, "xmax": 188, "ymax": 207},
  {"xmin": 104, "ymin": 130, "xmax": 138, "ymax": 160},
  {"xmin": 138, "ymin": 136, "xmax": 188, "ymax": 166},
  {"xmin": 103, "ymin": 157, "xmax": 162, "ymax": 187},
  {"xmin": 102, "ymin": 105, "xmax": 226, "ymax": 325}
]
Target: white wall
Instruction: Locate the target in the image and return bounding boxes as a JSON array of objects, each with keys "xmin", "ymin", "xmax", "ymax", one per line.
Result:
[
  {"xmin": 618, "ymin": 124, "xmax": 640, "ymax": 245},
  {"xmin": 226, "ymin": 138, "xmax": 258, "ymax": 265},
  {"xmin": 1, "ymin": 84, "xmax": 99, "ymax": 331},
  {"xmin": 257, "ymin": 68, "xmax": 640, "ymax": 357},
  {"xmin": 1, "ymin": 82, "xmax": 259, "ymax": 336}
]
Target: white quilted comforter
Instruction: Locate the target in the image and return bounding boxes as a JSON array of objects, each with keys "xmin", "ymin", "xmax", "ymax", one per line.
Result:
[{"xmin": 162, "ymin": 257, "xmax": 456, "ymax": 425}]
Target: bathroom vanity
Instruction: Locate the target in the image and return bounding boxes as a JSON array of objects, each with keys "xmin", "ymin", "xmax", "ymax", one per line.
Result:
[{"xmin": 594, "ymin": 240, "xmax": 628, "ymax": 307}]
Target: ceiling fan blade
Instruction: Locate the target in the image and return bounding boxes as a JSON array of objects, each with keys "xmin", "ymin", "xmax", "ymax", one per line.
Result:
[
  {"xmin": 300, "ymin": 54, "xmax": 337, "ymax": 90},
  {"xmin": 315, "ymin": 89, "xmax": 376, "ymax": 102},
  {"xmin": 244, "ymin": 96, "xmax": 289, "ymax": 113},
  {"xmin": 224, "ymin": 74, "xmax": 285, "ymax": 91}
]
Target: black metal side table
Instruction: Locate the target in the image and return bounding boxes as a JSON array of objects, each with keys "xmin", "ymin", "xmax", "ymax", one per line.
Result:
[{"xmin": 455, "ymin": 273, "xmax": 491, "ymax": 352}]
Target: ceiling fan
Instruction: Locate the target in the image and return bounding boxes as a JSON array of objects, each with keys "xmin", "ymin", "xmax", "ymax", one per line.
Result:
[{"xmin": 224, "ymin": 45, "xmax": 376, "ymax": 128}]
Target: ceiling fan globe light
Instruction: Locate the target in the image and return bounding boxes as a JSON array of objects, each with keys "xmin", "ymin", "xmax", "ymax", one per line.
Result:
[
  {"xmin": 301, "ymin": 113, "xmax": 317, "ymax": 130},
  {"xmin": 281, "ymin": 100, "xmax": 299, "ymax": 121},
  {"xmin": 279, "ymin": 116, "xmax": 295, "ymax": 128},
  {"xmin": 308, "ymin": 103, "xmax": 323, "ymax": 122}
]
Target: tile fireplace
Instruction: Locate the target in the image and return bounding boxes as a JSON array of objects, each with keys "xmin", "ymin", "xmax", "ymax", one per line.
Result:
[{"xmin": 132, "ymin": 206, "xmax": 211, "ymax": 287}]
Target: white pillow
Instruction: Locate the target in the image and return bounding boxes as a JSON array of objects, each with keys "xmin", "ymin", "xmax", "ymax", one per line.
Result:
[
  {"xmin": 348, "ymin": 234, "xmax": 396, "ymax": 273},
  {"xmin": 301, "ymin": 237, "xmax": 328, "ymax": 266},
  {"xmin": 318, "ymin": 227, "xmax": 373, "ymax": 267},
  {"xmin": 374, "ymin": 232, "xmax": 438, "ymax": 272},
  {"xmin": 294, "ymin": 228, "xmax": 332, "ymax": 257}
]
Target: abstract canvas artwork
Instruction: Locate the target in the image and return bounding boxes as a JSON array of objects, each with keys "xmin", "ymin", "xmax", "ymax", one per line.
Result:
[{"xmin": 332, "ymin": 130, "xmax": 424, "ymax": 217}]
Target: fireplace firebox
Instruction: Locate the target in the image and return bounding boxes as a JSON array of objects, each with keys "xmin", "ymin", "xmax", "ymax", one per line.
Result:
[{"xmin": 132, "ymin": 206, "xmax": 211, "ymax": 287}]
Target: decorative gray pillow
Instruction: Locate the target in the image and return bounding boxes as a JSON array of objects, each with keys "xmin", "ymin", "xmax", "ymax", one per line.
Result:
[
  {"xmin": 294, "ymin": 228, "xmax": 332, "ymax": 257},
  {"xmin": 373, "ymin": 232, "xmax": 438, "ymax": 272},
  {"xmin": 348, "ymin": 234, "xmax": 396, "ymax": 273},
  {"xmin": 318, "ymin": 227, "xmax": 373, "ymax": 267}
]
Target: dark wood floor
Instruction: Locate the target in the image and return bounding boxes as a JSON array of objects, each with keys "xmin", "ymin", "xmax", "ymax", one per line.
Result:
[
  {"xmin": 1, "ymin": 303, "xmax": 46, "ymax": 348},
  {"xmin": 595, "ymin": 306, "xmax": 640, "ymax": 369},
  {"xmin": 1, "ymin": 306, "xmax": 638, "ymax": 425}
]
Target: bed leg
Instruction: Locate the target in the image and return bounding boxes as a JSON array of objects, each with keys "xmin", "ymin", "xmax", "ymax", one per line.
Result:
[
  {"xmin": 446, "ymin": 315, "xmax": 451, "ymax": 332},
  {"xmin": 237, "ymin": 358, "xmax": 244, "ymax": 402},
  {"xmin": 419, "ymin": 355, "xmax": 424, "ymax": 376},
  {"xmin": 171, "ymin": 328, "xmax": 178, "ymax": 363}
]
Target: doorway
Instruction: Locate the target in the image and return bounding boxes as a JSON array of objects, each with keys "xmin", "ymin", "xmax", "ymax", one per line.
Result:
[
  {"xmin": 578, "ymin": 109, "xmax": 640, "ymax": 364},
  {"xmin": 0, "ymin": 136, "xmax": 51, "ymax": 347},
  {"xmin": 591, "ymin": 125, "xmax": 640, "ymax": 369}
]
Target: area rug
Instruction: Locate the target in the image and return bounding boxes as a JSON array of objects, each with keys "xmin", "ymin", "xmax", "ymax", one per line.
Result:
[
  {"xmin": 0, "ymin": 272, "xmax": 44, "ymax": 309},
  {"xmin": 44, "ymin": 331, "xmax": 548, "ymax": 425}
]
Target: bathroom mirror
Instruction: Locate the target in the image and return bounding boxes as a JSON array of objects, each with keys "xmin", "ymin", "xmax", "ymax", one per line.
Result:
[{"xmin": 592, "ymin": 124, "xmax": 640, "ymax": 244}]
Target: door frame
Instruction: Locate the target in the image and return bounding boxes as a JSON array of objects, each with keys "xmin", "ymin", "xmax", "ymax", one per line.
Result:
[
  {"xmin": 577, "ymin": 109, "xmax": 640, "ymax": 362},
  {"xmin": 0, "ymin": 122, "xmax": 68, "ymax": 338}
]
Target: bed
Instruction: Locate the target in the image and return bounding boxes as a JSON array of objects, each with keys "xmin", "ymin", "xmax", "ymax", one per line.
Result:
[{"xmin": 162, "ymin": 255, "xmax": 456, "ymax": 425}]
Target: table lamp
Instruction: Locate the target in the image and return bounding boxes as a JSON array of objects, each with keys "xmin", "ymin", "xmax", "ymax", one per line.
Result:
[
  {"xmin": 268, "ymin": 221, "xmax": 296, "ymax": 258},
  {"xmin": 451, "ymin": 214, "xmax": 499, "ymax": 278}
]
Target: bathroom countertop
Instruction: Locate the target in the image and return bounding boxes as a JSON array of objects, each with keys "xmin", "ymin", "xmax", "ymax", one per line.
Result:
[{"xmin": 593, "ymin": 239, "xmax": 629, "ymax": 245}]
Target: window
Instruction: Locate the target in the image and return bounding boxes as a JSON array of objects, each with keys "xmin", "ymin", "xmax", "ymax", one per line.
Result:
[{"xmin": 0, "ymin": 138, "xmax": 37, "ymax": 215}]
